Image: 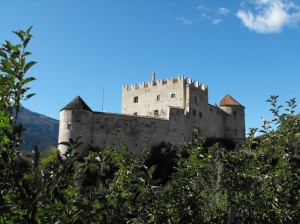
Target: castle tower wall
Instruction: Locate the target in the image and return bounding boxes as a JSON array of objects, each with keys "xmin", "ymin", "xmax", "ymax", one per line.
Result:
[
  {"xmin": 199, "ymin": 105, "xmax": 225, "ymax": 138},
  {"xmin": 219, "ymin": 94, "xmax": 246, "ymax": 146},
  {"xmin": 184, "ymin": 82, "xmax": 224, "ymax": 138},
  {"xmin": 58, "ymin": 96, "xmax": 94, "ymax": 156},
  {"xmin": 122, "ymin": 76, "xmax": 187, "ymax": 119},
  {"xmin": 58, "ymin": 109, "xmax": 93, "ymax": 156},
  {"xmin": 220, "ymin": 105, "xmax": 245, "ymax": 142},
  {"xmin": 168, "ymin": 107, "xmax": 190, "ymax": 142}
]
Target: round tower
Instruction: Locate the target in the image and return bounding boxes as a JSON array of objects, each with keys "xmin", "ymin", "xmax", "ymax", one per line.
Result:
[
  {"xmin": 58, "ymin": 96, "xmax": 93, "ymax": 156},
  {"xmin": 220, "ymin": 94, "xmax": 245, "ymax": 147}
]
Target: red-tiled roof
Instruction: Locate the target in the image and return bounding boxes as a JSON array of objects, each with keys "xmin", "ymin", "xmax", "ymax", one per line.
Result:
[{"xmin": 220, "ymin": 94, "xmax": 243, "ymax": 107}]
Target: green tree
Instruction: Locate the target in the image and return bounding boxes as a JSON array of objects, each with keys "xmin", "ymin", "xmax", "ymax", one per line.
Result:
[
  {"xmin": 0, "ymin": 27, "xmax": 39, "ymax": 223},
  {"xmin": 222, "ymin": 96, "xmax": 300, "ymax": 223}
]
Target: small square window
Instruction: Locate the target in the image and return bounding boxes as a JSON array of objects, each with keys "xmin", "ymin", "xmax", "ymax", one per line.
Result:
[
  {"xmin": 193, "ymin": 110, "xmax": 196, "ymax": 116},
  {"xmin": 233, "ymin": 111, "xmax": 237, "ymax": 116},
  {"xmin": 134, "ymin": 96, "xmax": 138, "ymax": 103},
  {"xmin": 134, "ymin": 112, "xmax": 137, "ymax": 116},
  {"xmin": 171, "ymin": 93, "xmax": 176, "ymax": 98},
  {"xmin": 154, "ymin": 110, "xmax": 159, "ymax": 116},
  {"xmin": 67, "ymin": 124, "xmax": 72, "ymax": 130},
  {"xmin": 157, "ymin": 95, "xmax": 160, "ymax": 101}
]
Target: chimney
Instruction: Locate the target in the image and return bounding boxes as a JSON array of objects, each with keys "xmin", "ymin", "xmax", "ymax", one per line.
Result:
[{"xmin": 152, "ymin": 72, "xmax": 156, "ymax": 85}]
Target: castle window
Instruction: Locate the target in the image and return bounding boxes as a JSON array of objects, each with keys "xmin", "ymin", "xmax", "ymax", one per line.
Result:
[
  {"xmin": 134, "ymin": 112, "xmax": 137, "ymax": 116},
  {"xmin": 233, "ymin": 111, "xmax": 237, "ymax": 116},
  {"xmin": 171, "ymin": 93, "xmax": 176, "ymax": 98},
  {"xmin": 154, "ymin": 110, "xmax": 159, "ymax": 116},
  {"xmin": 199, "ymin": 112, "xmax": 202, "ymax": 118},
  {"xmin": 67, "ymin": 123, "xmax": 72, "ymax": 130},
  {"xmin": 193, "ymin": 110, "xmax": 196, "ymax": 116},
  {"xmin": 194, "ymin": 96, "xmax": 197, "ymax": 102},
  {"xmin": 157, "ymin": 95, "xmax": 160, "ymax": 101},
  {"xmin": 134, "ymin": 96, "xmax": 138, "ymax": 103}
]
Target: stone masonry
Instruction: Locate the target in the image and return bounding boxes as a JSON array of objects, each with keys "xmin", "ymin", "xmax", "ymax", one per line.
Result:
[{"xmin": 58, "ymin": 73, "xmax": 245, "ymax": 155}]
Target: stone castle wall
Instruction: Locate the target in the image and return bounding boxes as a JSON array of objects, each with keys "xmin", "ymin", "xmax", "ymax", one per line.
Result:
[
  {"xmin": 58, "ymin": 75, "xmax": 246, "ymax": 155},
  {"xmin": 122, "ymin": 77, "xmax": 186, "ymax": 119},
  {"xmin": 59, "ymin": 107, "xmax": 188, "ymax": 155}
]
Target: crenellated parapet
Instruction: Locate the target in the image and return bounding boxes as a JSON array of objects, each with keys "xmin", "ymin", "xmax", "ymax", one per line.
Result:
[
  {"xmin": 186, "ymin": 78, "xmax": 208, "ymax": 92},
  {"xmin": 122, "ymin": 75, "xmax": 208, "ymax": 92}
]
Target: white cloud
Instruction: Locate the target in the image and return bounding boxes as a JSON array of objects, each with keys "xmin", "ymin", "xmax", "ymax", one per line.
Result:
[
  {"xmin": 198, "ymin": 6, "xmax": 230, "ymax": 25},
  {"xmin": 213, "ymin": 19, "xmax": 222, "ymax": 25},
  {"xmin": 200, "ymin": 13, "xmax": 223, "ymax": 25},
  {"xmin": 197, "ymin": 5, "xmax": 211, "ymax": 12},
  {"xmin": 176, "ymin": 16, "xmax": 193, "ymax": 25},
  {"xmin": 172, "ymin": 5, "xmax": 230, "ymax": 26},
  {"xmin": 237, "ymin": 0, "xmax": 300, "ymax": 33},
  {"xmin": 200, "ymin": 13, "xmax": 211, "ymax": 20},
  {"xmin": 218, "ymin": 7, "xmax": 230, "ymax": 16}
]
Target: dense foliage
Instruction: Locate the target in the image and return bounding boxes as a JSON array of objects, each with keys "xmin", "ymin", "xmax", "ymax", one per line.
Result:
[{"xmin": 1, "ymin": 29, "xmax": 300, "ymax": 223}]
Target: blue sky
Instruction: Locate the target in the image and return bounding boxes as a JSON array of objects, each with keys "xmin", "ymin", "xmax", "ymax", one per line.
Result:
[{"xmin": 1, "ymin": 0, "xmax": 300, "ymax": 134}]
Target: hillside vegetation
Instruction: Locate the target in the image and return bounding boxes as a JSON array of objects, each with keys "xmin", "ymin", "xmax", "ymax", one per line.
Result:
[{"xmin": 18, "ymin": 107, "xmax": 59, "ymax": 151}]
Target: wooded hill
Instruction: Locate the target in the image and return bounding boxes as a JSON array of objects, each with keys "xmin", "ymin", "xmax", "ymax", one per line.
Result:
[{"xmin": 18, "ymin": 107, "xmax": 59, "ymax": 151}]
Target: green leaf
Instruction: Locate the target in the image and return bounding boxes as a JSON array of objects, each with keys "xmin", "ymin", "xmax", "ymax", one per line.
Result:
[
  {"xmin": 4, "ymin": 41, "xmax": 13, "ymax": 52},
  {"xmin": 59, "ymin": 141, "xmax": 71, "ymax": 147},
  {"xmin": 26, "ymin": 26, "xmax": 33, "ymax": 35},
  {"xmin": 9, "ymin": 58, "xmax": 19, "ymax": 70},
  {"xmin": 23, "ymin": 38, "xmax": 31, "ymax": 48},
  {"xmin": 0, "ymin": 122, "xmax": 10, "ymax": 128},
  {"xmin": 2, "ymin": 60, "xmax": 11, "ymax": 71},
  {"xmin": 13, "ymin": 31, "xmax": 25, "ymax": 41},
  {"xmin": 0, "ymin": 50, "xmax": 7, "ymax": 59},
  {"xmin": 10, "ymin": 50, "xmax": 21, "ymax": 59},
  {"xmin": 24, "ymin": 173, "xmax": 35, "ymax": 181},
  {"xmin": 23, "ymin": 77, "xmax": 36, "ymax": 85},
  {"xmin": 25, "ymin": 93, "xmax": 36, "ymax": 100},
  {"xmin": 148, "ymin": 165, "xmax": 157, "ymax": 177},
  {"xmin": 24, "ymin": 61, "xmax": 36, "ymax": 73},
  {"xmin": 88, "ymin": 163, "xmax": 98, "ymax": 169},
  {"xmin": 21, "ymin": 87, "xmax": 30, "ymax": 94},
  {"xmin": 23, "ymin": 51, "xmax": 32, "ymax": 57}
]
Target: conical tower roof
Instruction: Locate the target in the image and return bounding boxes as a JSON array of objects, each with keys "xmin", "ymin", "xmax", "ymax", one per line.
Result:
[
  {"xmin": 61, "ymin": 96, "xmax": 92, "ymax": 111},
  {"xmin": 220, "ymin": 94, "xmax": 244, "ymax": 107}
]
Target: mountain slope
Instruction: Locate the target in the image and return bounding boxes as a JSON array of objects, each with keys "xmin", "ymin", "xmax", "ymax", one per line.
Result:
[{"xmin": 18, "ymin": 107, "xmax": 59, "ymax": 151}]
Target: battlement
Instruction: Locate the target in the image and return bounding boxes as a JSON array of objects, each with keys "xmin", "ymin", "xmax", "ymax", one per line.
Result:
[
  {"xmin": 122, "ymin": 75, "xmax": 208, "ymax": 92},
  {"xmin": 186, "ymin": 78, "xmax": 208, "ymax": 92}
]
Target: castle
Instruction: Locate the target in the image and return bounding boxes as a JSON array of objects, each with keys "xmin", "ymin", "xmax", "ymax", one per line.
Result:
[{"xmin": 58, "ymin": 73, "xmax": 245, "ymax": 155}]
